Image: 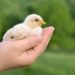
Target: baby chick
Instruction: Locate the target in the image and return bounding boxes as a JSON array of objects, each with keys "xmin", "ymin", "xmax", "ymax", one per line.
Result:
[{"xmin": 3, "ymin": 14, "xmax": 46, "ymax": 41}]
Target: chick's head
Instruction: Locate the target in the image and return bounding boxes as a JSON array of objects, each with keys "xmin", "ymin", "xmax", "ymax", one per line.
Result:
[{"xmin": 24, "ymin": 14, "xmax": 46, "ymax": 28}]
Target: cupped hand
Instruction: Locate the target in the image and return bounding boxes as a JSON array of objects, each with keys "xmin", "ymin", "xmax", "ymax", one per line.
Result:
[{"xmin": 0, "ymin": 26, "xmax": 54, "ymax": 71}]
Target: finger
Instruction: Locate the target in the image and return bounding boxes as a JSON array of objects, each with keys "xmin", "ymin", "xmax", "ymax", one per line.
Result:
[
  {"xmin": 14, "ymin": 36, "xmax": 42, "ymax": 52},
  {"xmin": 30, "ymin": 26, "xmax": 55, "ymax": 59}
]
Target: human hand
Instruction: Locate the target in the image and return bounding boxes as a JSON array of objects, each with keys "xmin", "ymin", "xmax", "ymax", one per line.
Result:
[{"xmin": 0, "ymin": 26, "xmax": 54, "ymax": 71}]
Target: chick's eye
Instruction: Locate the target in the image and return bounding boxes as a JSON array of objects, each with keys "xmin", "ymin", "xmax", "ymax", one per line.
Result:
[{"xmin": 35, "ymin": 19, "xmax": 39, "ymax": 21}]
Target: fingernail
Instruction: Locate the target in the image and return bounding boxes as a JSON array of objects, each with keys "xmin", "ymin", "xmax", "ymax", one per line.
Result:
[
  {"xmin": 43, "ymin": 26, "xmax": 55, "ymax": 33},
  {"xmin": 48, "ymin": 26, "xmax": 55, "ymax": 39},
  {"xmin": 48, "ymin": 26, "xmax": 55, "ymax": 32}
]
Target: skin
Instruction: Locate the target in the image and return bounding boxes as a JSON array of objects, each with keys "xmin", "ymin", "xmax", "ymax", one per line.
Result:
[{"xmin": 0, "ymin": 26, "xmax": 54, "ymax": 71}]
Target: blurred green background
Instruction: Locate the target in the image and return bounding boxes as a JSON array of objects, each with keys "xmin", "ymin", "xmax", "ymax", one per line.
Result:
[{"xmin": 0, "ymin": 0, "xmax": 75, "ymax": 75}]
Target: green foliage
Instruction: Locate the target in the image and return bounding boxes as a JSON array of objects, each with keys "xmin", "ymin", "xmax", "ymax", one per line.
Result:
[
  {"xmin": 1, "ymin": 52, "xmax": 75, "ymax": 75},
  {"xmin": 66, "ymin": 0, "xmax": 75, "ymax": 19}
]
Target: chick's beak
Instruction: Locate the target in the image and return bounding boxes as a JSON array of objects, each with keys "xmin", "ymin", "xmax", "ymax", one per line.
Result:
[{"xmin": 41, "ymin": 20, "xmax": 46, "ymax": 25}]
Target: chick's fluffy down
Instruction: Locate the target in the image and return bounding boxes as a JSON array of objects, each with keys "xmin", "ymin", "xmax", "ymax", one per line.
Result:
[
  {"xmin": 3, "ymin": 23, "xmax": 43, "ymax": 41},
  {"xmin": 3, "ymin": 23, "xmax": 31, "ymax": 40},
  {"xmin": 31, "ymin": 27, "xmax": 43, "ymax": 36}
]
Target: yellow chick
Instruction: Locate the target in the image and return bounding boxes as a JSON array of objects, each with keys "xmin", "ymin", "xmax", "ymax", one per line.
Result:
[{"xmin": 3, "ymin": 14, "xmax": 46, "ymax": 41}]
